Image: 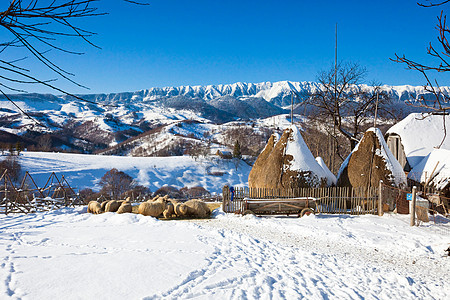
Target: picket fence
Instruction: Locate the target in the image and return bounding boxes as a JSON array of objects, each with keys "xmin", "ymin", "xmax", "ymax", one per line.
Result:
[{"xmin": 222, "ymin": 186, "xmax": 379, "ymax": 215}]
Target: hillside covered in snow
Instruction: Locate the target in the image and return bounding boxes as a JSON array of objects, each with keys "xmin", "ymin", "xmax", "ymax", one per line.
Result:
[
  {"xmin": 15, "ymin": 151, "xmax": 251, "ymax": 195},
  {"xmin": 0, "ymin": 81, "xmax": 448, "ymax": 154}
]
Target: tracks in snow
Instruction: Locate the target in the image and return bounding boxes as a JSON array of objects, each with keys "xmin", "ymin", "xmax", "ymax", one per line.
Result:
[{"xmin": 146, "ymin": 217, "xmax": 449, "ymax": 300}]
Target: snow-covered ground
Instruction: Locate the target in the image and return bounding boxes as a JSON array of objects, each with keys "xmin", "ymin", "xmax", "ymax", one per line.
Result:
[
  {"xmin": 14, "ymin": 152, "xmax": 251, "ymax": 194},
  {"xmin": 0, "ymin": 207, "xmax": 448, "ymax": 299}
]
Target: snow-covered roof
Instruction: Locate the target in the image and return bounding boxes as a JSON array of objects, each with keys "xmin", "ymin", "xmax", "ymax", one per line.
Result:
[
  {"xmin": 285, "ymin": 125, "xmax": 328, "ymax": 183},
  {"xmin": 408, "ymin": 148, "xmax": 450, "ymax": 190},
  {"xmin": 315, "ymin": 157, "xmax": 337, "ymax": 186},
  {"xmin": 386, "ymin": 113, "xmax": 450, "ymax": 168}
]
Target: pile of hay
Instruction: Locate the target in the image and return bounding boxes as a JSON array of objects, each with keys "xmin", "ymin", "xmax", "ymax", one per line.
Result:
[
  {"xmin": 337, "ymin": 128, "xmax": 407, "ymax": 188},
  {"xmin": 249, "ymin": 125, "xmax": 329, "ymax": 189}
]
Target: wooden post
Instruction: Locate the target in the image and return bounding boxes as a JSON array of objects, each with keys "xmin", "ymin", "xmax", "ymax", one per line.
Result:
[
  {"xmin": 222, "ymin": 185, "xmax": 229, "ymax": 213},
  {"xmin": 378, "ymin": 180, "xmax": 383, "ymax": 216},
  {"xmin": 410, "ymin": 186, "xmax": 417, "ymax": 226},
  {"xmin": 5, "ymin": 176, "xmax": 8, "ymax": 215}
]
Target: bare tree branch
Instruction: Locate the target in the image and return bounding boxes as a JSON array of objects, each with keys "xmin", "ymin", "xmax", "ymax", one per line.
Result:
[
  {"xmin": 0, "ymin": 0, "xmax": 148, "ymax": 126},
  {"xmin": 306, "ymin": 62, "xmax": 392, "ymax": 153},
  {"xmin": 392, "ymin": 1, "xmax": 449, "ymax": 148}
]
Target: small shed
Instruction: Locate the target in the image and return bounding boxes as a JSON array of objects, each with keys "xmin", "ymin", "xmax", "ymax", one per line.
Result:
[
  {"xmin": 408, "ymin": 148, "xmax": 450, "ymax": 198},
  {"xmin": 385, "ymin": 113, "xmax": 450, "ymax": 171}
]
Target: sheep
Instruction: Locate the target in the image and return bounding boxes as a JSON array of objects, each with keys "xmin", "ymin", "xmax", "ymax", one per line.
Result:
[
  {"xmin": 174, "ymin": 203, "xmax": 188, "ymax": 217},
  {"xmin": 163, "ymin": 202, "xmax": 175, "ymax": 219},
  {"xmin": 138, "ymin": 198, "xmax": 168, "ymax": 217},
  {"xmin": 184, "ymin": 199, "xmax": 211, "ymax": 218},
  {"xmin": 117, "ymin": 198, "xmax": 132, "ymax": 214},
  {"xmin": 105, "ymin": 200, "xmax": 120, "ymax": 212},
  {"xmin": 100, "ymin": 200, "xmax": 108, "ymax": 211},
  {"xmin": 87, "ymin": 201, "xmax": 103, "ymax": 214}
]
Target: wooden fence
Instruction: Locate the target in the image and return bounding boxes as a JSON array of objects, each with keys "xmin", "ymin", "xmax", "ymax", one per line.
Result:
[
  {"xmin": 0, "ymin": 170, "xmax": 83, "ymax": 215},
  {"xmin": 222, "ymin": 186, "xmax": 379, "ymax": 215}
]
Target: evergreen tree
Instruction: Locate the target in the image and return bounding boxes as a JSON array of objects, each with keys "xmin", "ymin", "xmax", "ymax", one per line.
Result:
[{"xmin": 233, "ymin": 140, "xmax": 242, "ymax": 159}]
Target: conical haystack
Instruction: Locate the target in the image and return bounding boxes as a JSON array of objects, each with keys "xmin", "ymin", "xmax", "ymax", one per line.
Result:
[
  {"xmin": 316, "ymin": 157, "xmax": 337, "ymax": 186},
  {"xmin": 337, "ymin": 128, "xmax": 407, "ymax": 188},
  {"xmin": 249, "ymin": 125, "xmax": 328, "ymax": 189}
]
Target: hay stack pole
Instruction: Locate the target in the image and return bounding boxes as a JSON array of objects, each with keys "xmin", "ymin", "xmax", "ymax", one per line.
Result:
[{"xmin": 424, "ymin": 161, "xmax": 439, "ymax": 191}]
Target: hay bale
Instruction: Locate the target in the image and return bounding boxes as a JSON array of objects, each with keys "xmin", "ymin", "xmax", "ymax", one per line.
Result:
[
  {"xmin": 138, "ymin": 201, "xmax": 166, "ymax": 217},
  {"xmin": 105, "ymin": 200, "xmax": 120, "ymax": 212},
  {"xmin": 117, "ymin": 201, "xmax": 132, "ymax": 214},
  {"xmin": 163, "ymin": 202, "xmax": 175, "ymax": 218},
  {"xmin": 184, "ymin": 199, "xmax": 211, "ymax": 218},
  {"xmin": 87, "ymin": 201, "xmax": 103, "ymax": 214}
]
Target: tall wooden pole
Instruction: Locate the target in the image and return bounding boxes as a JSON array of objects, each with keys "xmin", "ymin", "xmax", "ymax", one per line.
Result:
[
  {"xmin": 410, "ymin": 186, "xmax": 417, "ymax": 226},
  {"xmin": 378, "ymin": 180, "xmax": 383, "ymax": 216},
  {"xmin": 332, "ymin": 23, "xmax": 338, "ymax": 172},
  {"xmin": 373, "ymin": 91, "xmax": 379, "ymax": 128}
]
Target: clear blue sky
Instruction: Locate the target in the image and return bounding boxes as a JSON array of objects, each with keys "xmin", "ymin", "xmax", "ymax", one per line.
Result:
[{"xmin": 2, "ymin": 0, "xmax": 450, "ymax": 94}]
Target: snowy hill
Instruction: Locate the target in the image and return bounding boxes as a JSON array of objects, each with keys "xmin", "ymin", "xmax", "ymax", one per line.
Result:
[
  {"xmin": 16, "ymin": 151, "xmax": 252, "ymax": 194},
  {"xmin": 1, "ymin": 81, "xmax": 449, "ymax": 154}
]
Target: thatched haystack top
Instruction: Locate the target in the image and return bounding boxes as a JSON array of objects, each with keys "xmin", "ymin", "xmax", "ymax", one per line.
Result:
[
  {"xmin": 408, "ymin": 148, "xmax": 450, "ymax": 191},
  {"xmin": 316, "ymin": 156, "xmax": 337, "ymax": 186},
  {"xmin": 337, "ymin": 127, "xmax": 407, "ymax": 188},
  {"xmin": 248, "ymin": 125, "xmax": 329, "ymax": 189},
  {"xmin": 285, "ymin": 125, "xmax": 327, "ymax": 176},
  {"xmin": 386, "ymin": 113, "xmax": 450, "ymax": 168}
]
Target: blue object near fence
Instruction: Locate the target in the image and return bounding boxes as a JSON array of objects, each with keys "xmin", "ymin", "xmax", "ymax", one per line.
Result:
[
  {"xmin": 406, "ymin": 193, "xmax": 412, "ymax": 201},
  {"xmin": 230, "ymin": 186, "xmax": 234, "ymax": 201}
]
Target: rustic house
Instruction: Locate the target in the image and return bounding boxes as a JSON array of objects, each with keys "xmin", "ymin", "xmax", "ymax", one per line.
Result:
[
  {"xmin": 337, "ymin": 128, "xmax": 407, "ymax": 189},
  {"xmin": 248, "ymin": 125, "xmax": 329, "ymax": 189},
  {"xmin": 385, "ymin": 113, "xmax": 450, "ymax": 171},
  {"xmin": 408, "ymin": 148, "xmax": 450, "ymax": 198}
]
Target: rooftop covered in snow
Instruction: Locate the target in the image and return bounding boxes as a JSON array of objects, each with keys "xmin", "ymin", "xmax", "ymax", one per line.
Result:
[{"xmin": 386, "ymin": 113, "xmax": 450, "ymax": 169}]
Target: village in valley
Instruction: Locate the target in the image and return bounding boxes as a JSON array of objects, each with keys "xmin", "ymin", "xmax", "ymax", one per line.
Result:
[{"xmin": 0, "ymin": 1, "xmax": 450, "ymax": 299}]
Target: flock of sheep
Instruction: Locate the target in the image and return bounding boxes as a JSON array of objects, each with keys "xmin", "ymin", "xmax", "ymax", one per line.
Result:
[{"xmin": 87, "ymin": 195, "xmax": 211, "ymax": 219}]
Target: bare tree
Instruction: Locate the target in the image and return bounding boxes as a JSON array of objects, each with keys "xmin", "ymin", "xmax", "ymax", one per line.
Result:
[
  {"xmin": 0, "ymin": 1, "xmax": 148, "ymax": 125},
  {"xmin": 392, "ymin": 1, "xmax": 450, "ymax": 146},
  {"xmin": 306, "ymin": 62, "xmax": 392, "ymax": 156},
  {"xmin": 99, "ymin": 168, "xmax": 135, "ymax": 199}
]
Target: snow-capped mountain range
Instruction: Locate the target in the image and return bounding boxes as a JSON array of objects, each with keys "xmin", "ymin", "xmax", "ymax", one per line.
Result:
[
  {"xmin": 0, "ymin": 80, "xmax": 448, "ymax": 153},
  {"xmin": 64, "ymin": 81, "xmax": 450, "ymax": 107}
]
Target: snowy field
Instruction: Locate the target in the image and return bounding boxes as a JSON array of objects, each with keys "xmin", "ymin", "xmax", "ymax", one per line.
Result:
[
  {"xmin": 0, "ymin": 207, "xmax": 448, "ymax": 299},
  {"xmin": 14, "ymin": 152, "xmax": 251, "ymax": 194}
]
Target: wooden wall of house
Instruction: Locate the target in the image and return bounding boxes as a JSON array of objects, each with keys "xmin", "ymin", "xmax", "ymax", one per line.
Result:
[{"xmin": 386, "ymin": 134, "xmax": 409, "ymax": 171}]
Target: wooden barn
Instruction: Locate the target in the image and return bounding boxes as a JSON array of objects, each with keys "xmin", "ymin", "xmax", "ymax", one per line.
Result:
[
  {"xmin": 407, "ymin": 148, "xmax": 450, "ymax": 213},
  {"xmin": 385, "ymin": 113, "xmax": 450, "ymax": 171}
]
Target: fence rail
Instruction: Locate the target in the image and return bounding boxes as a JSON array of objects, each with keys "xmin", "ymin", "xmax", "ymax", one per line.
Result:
[
  {"xmin": 222, "ymin": 186, "xmax": 379, "ymax": 215},
  {"xmin": 0, "ymin": 170, "xmax": 83, "ymax": 215}
]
